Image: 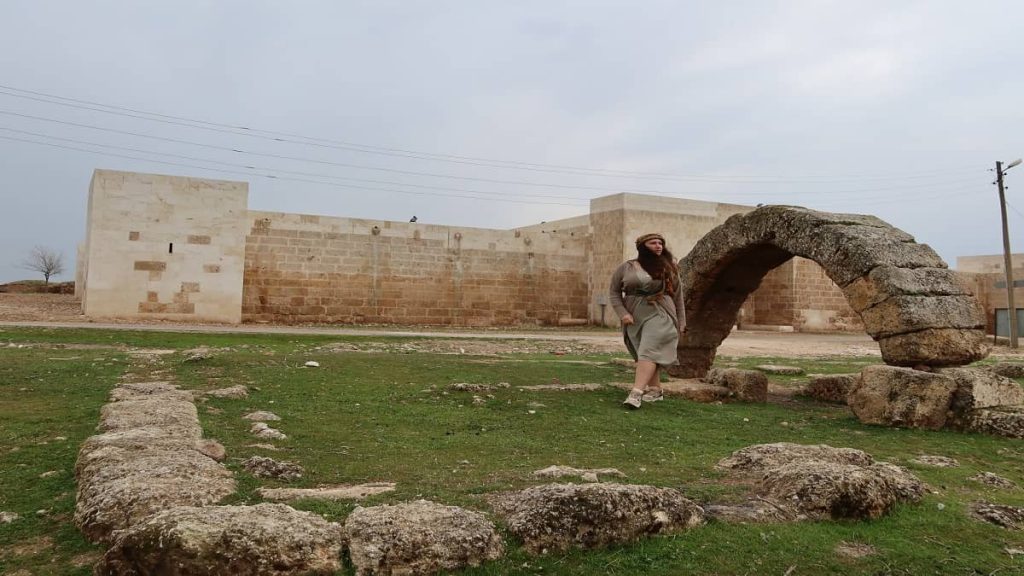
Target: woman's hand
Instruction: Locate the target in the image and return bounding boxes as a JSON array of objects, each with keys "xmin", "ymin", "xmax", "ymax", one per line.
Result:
[{"xmin": 621, "ymin": 314, "xmax": 635, "ymax": 326}]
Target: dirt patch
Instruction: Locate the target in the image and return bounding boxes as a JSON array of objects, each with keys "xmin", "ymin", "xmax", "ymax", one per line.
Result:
[
  {"xmin": 0, "ymin": 293, "xmax": 83, "ymax": 321},
  {"xmin": 71, "ymin": 551, "xmax": 103, "ymax": 567},
  {"xmin": 5, "ymin": 535, "xmax": 54, "ymax": 557},
  {"xmin": 835, "ymin": 541, "xmax": 877, "ymax": 559}
]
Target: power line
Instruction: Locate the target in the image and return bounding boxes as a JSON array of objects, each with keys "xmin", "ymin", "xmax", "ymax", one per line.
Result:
[
  {"xmin": 0, "ymin": 110, "xmax": 986, "ymax": 198},
  {"xmin": 0, "ymin": 125, "xmax": 984, "ymax": 207},
  {"xmin": 0, "ymin": 84, "xmax": 985, "ymax": 184},
  {"xmin": 0, "ymin": 134, "xmax": 588, "ymax": 207}
]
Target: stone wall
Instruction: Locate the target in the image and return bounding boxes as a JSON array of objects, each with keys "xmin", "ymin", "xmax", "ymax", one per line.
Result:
[
  {"xmin": 242, "ymin": 212, "xmax": 590, "ymax": 326},
  {"xmin": 791, "ymin": 257, "xmax": 862, "ymax": 331},
  {"xmin": 81, "ymin": 170, "xmax": 248, "ymax": 323},
  {"xmin": 77, "ymin": 170, "xmax": 875, "ymax": 331},
  {"xmin": 591, "ymin": 194, "xmax": 750, "ymax": 327}
]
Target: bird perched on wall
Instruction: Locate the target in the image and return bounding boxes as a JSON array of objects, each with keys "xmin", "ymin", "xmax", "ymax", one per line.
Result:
[{"xmin": 410, "ymin": 216, "xmax": 418, "ymax": 222}]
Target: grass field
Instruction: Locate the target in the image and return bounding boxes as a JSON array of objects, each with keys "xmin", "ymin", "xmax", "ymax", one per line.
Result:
[{"xmin": 1, "ymin": 326, "xmax": 1023, "ymax": 575}]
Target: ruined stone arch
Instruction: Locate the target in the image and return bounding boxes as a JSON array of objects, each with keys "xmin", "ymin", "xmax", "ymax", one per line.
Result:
[{"xmin": 674, "ymin": 206, "xmax": 989, "ymax": 378}]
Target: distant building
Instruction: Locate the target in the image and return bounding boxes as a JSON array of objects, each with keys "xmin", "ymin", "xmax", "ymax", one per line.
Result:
[{"xmin": 78, "ymin": 169, "xmax": 868, "ymax": 330}]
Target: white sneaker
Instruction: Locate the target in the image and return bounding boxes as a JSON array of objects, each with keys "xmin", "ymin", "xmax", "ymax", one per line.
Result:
[
  {"xmin": 622, "ymin": 389, "xmax": 643, "ymax": 409},
  {"xmin": 642, "ymin": 388, "xmax": 664, "ymax": 402}
]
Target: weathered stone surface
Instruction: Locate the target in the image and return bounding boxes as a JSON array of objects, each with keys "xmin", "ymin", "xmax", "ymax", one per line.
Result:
[
  {"xmin": 195, "ymin": 439, "xmax": 226, "ymax": 462},
  {"xmin": 985, "ymin": 362, "xmax": 1024, "ymax": 379},
  {"xmin": 75, "ymin": 447, "xmax": 236, "ymax": 543},
  {"xmin": 716, "ymin": 443, "xmax": 874, "ymax": 474},
  {"xmin": 243, "ymin": 411, "xmax": 281, "ymax": 421},
  {"xmin": 533, "ymin": 465, "xmax": 625, "ymax": 480},
  {"xmin": 345, "ymin": 499, "xmax": 503, "ymax": 575},
  {"xmin": 941, "ymin": 367, "xmax": 1024, "ymax": 423},
  {"xmin": 961, "ymin": 406, "xmax": 1024, "ymax": 438},
  {"xmin": 970, "ymin": 502, "xmax": 1024, "ymax": 530},
  {"xmin": 206, "ymin": 385, "xmax": 249, "ymax": 399},
  {"xmin": 242, "ymin": 456, "xmax": 303, "ymax": 481},
  {"xmin": 678, "ymin": 205, "xmax": 988, "ymax": 377},
  {"xmin": 703, "ymin": 500, "xmax": 798, "ymax": 524},
  {"xmin": 877, "ymin": 328, "xmax": 990, "ymax": 367},
  {"xmin": 760, "ymin": 461, "xmax": 925, "ymax": 520},
  {"xmin": 848, "ymin": 366, "xmax": 956, "ymax": 429},
  {"xmin": 704, "ymin": 368, "xmax": 768, "ymax": 402},
  {"xmin": 78, "ymin": 427, "xmax": 197, "ymax": 462},
  {"xmin": 109, "ymin": 381, "xmax": 192, "ymax": 402},
  {"xmin": 98, "ymin": 398, "xmax": 202, "ymax": 438},
  {"xmin": 259, "ymin": 483, "xmax": 396, "ymax": 501},
  {"xmin": 668, "ymin": 380, "xmax": 731, "ymax": 402},
  {"xmin": 251, "ymin": 422, "xmax": 288, "ymax": 440},
  {"xmin": 490, "ymin": 483, "xmax": 704, "ymax": 554},
  {"xmin": 842, "ymin": 266, "xmax": 973, "ymax": 312},
  {"xmin": 858, "ymin": 295, "xmax": 984, "ymax": 339},
  {"xmin": 910, "ymin": 455, "xmax": 959, "ymax": 468},
  {"xmin": 802, "ymin": 373, "xmax": 859, "ymax": 404},
  {"xmin": 754, "ymin": 365, "xmax": 804, "ymax": 375},
  {"xmin": 970, "ymin": 472, "xmax": 1017, "ymax": 489},
  {"xmin": 97, "ymin": 503, "xmax": 345, "ymax": 575}
]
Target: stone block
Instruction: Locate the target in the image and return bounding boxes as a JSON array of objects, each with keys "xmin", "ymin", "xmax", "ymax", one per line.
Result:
[{"xmin": 848, "ymin": 365, "xmax": 956, "ymax": 430}]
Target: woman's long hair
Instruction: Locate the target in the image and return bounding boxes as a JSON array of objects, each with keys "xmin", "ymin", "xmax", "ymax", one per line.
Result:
[{"xmin": 637, "ymin": 243, "xmax": 679, "ymax": 296}]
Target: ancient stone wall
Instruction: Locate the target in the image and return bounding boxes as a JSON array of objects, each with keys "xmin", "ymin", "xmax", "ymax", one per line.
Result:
[
  {"xmin": 591, "ymin": 194, "xmax": 750, "ymax": 327},
  {"xmin": 242, "ymin": 212, "xmax": 590, "ymax": 326},
  {"xmin": 745, "ymin": 261, "xmax": 796, "ymax": 327},
  {"xmin": 81, "ymin": 170, "xmax": 248, "ymax": 323},
  {"xmin": 791, "ymin": 257, "xmax": 862, "ymax": 331}
]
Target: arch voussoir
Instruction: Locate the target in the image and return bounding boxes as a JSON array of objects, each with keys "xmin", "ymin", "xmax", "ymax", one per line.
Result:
[{"xmin": 676, "ymin": 206, "xmax": 989, "ymax": 377}]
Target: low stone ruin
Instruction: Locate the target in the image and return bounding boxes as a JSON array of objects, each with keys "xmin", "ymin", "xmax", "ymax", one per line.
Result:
[
  {"xmin": 712, "ymin": 443, "xmax": 925, "ymax": 521},
  {"xmin": 489, "ymin": 483, "xmax": 705, "ymax": 554},
  {"xmin": 344, "ymin": 500, "xmax": 504, "ymax": 576},
  {"xmin": 801, "ymin": 373, "xmax": 859, "ymax": 404},
  {"xmin": 848, "ymin": 365, "xmax": 1024, "ymax": 436},
  {"xmin": 74, "ymin": 380, "xmax": 236, "ymax": 544},
  {"xmin": 97, "ymin": 504, "xmax": 347, "ymax": 575}
]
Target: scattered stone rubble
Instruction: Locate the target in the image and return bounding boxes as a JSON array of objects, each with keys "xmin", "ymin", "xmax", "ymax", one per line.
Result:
[
  {"xmin": 970, "ymin": 502, "xmax": 1024, "ymax": 530},
  {"xmin": 801, "ymin": 373, "xmax": 859, "ymax": 404},
  {"xmin": 970, "ymin": 472, "xmax": 1017, "ymax": 489},
  {"xmin": 533, "ymin": 465, "xmax": 625, "ymax": 481},
  {"xmin": 489, "ymin": 483, "xmax": 704, "ymax": 554},
  {"xmin": 910, "ymin": 455, "xmax": 959, "ymax": 468},
  {"xmin": 250, "ymin": 422, "xmax": 288, "ymax": 440},
  {"xmin": 703, "ymin": 368, "xmax": 768, "ymax": 402},
  {"xmin": 713, "ymin": 443, "xmax": 925, "ymax": 522},
  {"xmin": 96, "ymin": 504, "xmax": 346, "ymax": 575},
  {"xmin": 74, "ymin": 380, "xmax": 236, "ymax": 544},
  {"xmin": 848, "ymin": 365, "xmax": 1024, "ymax": 436},
  {"xmin": 205, "ymin": 385, "xmax": 249, "ymax": 399},
  {"xmin": 242, "ymin": 456, "xmax": 304, "ymax": 481},
  {"xmin": 258, "ymin": 483, "xmax": 396, "ymax": 502},
  {"xmin": 345, "ymin": 499, "xmax": 504, "ymax": 576}
]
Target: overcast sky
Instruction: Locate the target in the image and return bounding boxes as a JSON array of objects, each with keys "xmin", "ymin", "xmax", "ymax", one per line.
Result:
[{"xmin": 1, "ymin": 1, "xmax": 1022, "ymax": 283}]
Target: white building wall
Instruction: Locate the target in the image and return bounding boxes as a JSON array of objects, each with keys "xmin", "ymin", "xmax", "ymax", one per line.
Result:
[{"xmin": 81, "ymin": 169, "xmax": 248, "ymax": 323}]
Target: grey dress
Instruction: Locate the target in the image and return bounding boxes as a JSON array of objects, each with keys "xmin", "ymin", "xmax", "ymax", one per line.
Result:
[{"xmin": 609, "ymin": 260, "xmax": 685, "ymax": 367}]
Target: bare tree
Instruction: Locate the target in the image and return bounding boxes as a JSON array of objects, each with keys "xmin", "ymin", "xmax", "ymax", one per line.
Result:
[{"xmin": 20, "ymin": 246, "xmax": 65, "ymax": 285}]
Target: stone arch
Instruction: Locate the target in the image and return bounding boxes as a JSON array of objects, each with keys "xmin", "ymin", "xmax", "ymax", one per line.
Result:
[{"xmin": 674, "ymin": 206, "xmax": 989, "ymax": 378}]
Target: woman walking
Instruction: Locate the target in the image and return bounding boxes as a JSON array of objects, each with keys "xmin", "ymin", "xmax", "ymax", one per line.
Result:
[{"xmin": 609, "ymin": 233, "xmax": 685, "ymax": 408}]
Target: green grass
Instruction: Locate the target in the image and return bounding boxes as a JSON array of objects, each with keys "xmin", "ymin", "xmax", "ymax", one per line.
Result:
[{"xmin": 2, "ymin": 327, "xmax": 1024, "ymax": 575}]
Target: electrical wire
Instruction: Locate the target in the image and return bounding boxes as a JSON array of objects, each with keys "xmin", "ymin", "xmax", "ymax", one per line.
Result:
[{"xmin": 0, "ymin": 84, "xmax": 986, "ymax": 184}]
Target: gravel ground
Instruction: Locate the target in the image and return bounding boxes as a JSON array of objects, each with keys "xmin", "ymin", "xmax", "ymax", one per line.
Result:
[{"xmin": 1, "ymin": 292, "xmax": 1015, "ymax": 360}]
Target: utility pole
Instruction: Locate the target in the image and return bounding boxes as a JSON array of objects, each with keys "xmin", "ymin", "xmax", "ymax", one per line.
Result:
[{"xmin": 997, "ymin": 160, "xmax": 1019, "ymax": 348}]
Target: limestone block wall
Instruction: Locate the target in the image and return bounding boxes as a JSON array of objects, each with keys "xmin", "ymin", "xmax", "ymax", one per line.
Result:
[
  {"xmin": 745, "ymin": 261, "xmax": 796, "ymax": 327},
  {"xmin": 242, "ymin": 212, "xmax": 590, "ymax": 326},
  {"xmin": 791, "ymin": 257, "xmax": 862, "ymax": 331},
  {"xmin": 82, "ymin": 170, "xmax": 248, "ymax": 323},
  {"xmin": 590, "ymin": 193, "xmax": 751, "ymax": 327}
]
